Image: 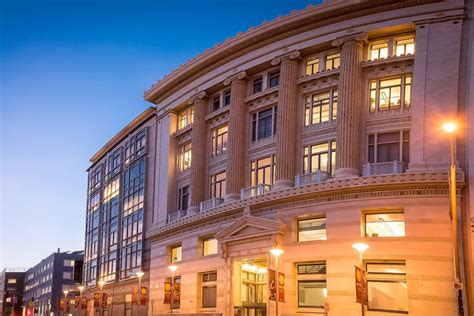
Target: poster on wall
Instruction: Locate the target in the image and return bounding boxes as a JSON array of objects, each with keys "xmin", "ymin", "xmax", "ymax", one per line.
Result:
[
  {"xmin": 93, "ymin": 293, "xmax": 100, "ymax": 307},
  {"xmin": 59, "ymin": 299, "xmax": 65, "ymax": 312},
  {"xmin": 132, "ymin": 287, "xmax": 139, "ymax": 305},
  {"xmin": 140, "ymin": 287, "xmax": 147, "ymax": 306}
]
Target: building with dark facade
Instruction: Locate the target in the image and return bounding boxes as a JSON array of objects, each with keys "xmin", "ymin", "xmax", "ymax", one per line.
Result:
[
  {"xmin": 0, "ymin": 268, "xmax": 26, "ymax": 316},
  {"xmin": 23, "ymin": 249, "xmax": 83, "ymax": 316}
]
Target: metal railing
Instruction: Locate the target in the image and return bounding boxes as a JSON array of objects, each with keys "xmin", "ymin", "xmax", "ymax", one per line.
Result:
[
  {"xmin": 240, "ymin": 184, "xmax": 271, "ymax": 199},
  {"xmin": 295, "ymin": 170, "xmax": 331, "ymax": 186},
  {"xmin": 362, "ymin": 161, "xmax": 407, "ymax": 176},
  {"xmin": 167, "ymin": 209, "xmax": 187, "ymax": 223},
  {"xmin": 200, "ymin": 198, "xmax": 225, "ymax": 212}
]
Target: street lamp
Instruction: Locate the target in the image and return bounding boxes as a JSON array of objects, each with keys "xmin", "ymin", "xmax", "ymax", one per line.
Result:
[
  {"xmin": 98, "ymin": 281, "xmax": 105, "ymax": 316},
  {"xmin": 168, "ymin": 265, "xmax": 178, "ymax": 316},
  {"xmin": 78, "ymin": 286, "xmax": 84, "ymax": 296},
  {"xmin": 136, "ymin": 271, "xmax": 145, "ymax": 316},
  {"xmin": 62, "ymin": 290, "xmax": 69, "ymax": 316},
  {"xmin": 352, "ymin": 243, "xmax": 369, "ymax": 316},
  {"xmin": 270, "ymin": 248, "xmax": 284, "ymax": 316}
]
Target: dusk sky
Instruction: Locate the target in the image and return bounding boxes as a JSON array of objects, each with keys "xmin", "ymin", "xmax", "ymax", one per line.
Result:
[{"xmin": 0, "ymin": 0, "xmax": 319, "ymax": 268}]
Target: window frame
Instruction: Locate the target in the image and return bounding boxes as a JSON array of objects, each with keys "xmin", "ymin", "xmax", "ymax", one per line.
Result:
[
  {"xmin": 304, "ymin": 90, "xmax": 338, "ymax": 127},
  {"xmin": 202, "ymin": 237, "xmax": 218, "ymax": 257},
  {"xmin": 209, "ymin": 171, "xmax": 226, "ymax": 199},
  {"xmin": 367, "ymin": 130, "xmax": 409, "ymax": 164},
  {"xmin": 201, "ymin": 271, "xmax": 218, "ymax": 308},
  {"xmin": 211, "ymin": 125, "xmax": 228, "ymax": 158},
  {"xmin": 369, "ymin": 75, "xmax": 411, "ymax": 112},
  {"xmin": 178, "ymin": 185, "xmax": 190, "ymax": 211},
  {"xmin": 303, "ymin": 140, "xmax": 336, "ymax": 176},
  {"xmin": 305, "ymin": 57, "xmax": 320, "ymax": 76},
  {"xmin": 364, "ymin": 210, "xmax": 405, "ymax": 238},
  {"xmin": 250, "ymin": 155, "xmax": 276, "ymax": 187},
  {"xmin": 297, "ymin": 217, "xmax": 327, "ymax": 242},
  {"xmin": 268, "ymin": 71, "xmax": 280, "ymax": 88},
  {"xmin": 251, "ymin": 106, "xmax": 277, "ymax": 142},
  {"xmin": 325, "ymin": 53, "xmax": 340, "ymax": 71},
  {"xmin": 178, "ymin": 142, "xmax": 192, "ymax": 172},
  {"xmin": 178, "ymin": 107, "xmax": 194, "ymax": 130},
  {"xmin": 296, "ymin": 261, "xmax": 327, "ymax": 309}
]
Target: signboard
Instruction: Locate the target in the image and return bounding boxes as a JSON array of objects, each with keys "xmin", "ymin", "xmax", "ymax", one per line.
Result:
[
  {"xmin": 81, "ymin": 297, "xmax": 88, "ymax": 310},
  {"xmin": 102, "ymin": 293, "xmax": 108, "ymax": 308},
  {"xmin": 278, "ymin": 271, "xmax": 285, "ymax": 303},
  {"xmin": 132, "ymin": 287, "xmax": 139, "ymax": 305},
  {"xmin": 355, "ymin": 266, "xmax": 368, "ymax": 305},
  {"xmin": 140, "ymin": 287, "xmax": 147, "ymax": 306},
  {"xmin": 163, "ymin": 281, "xmax": 180, "ymax": 304},
  {"xmin": 74, "ymin": 296, "xmax": 80, "ymax": 307},
  {"xmin": 164, "ymin": 281, "xmax": 171, "ymax": 304},
  {"xmin": 59, "ymin": 299, "xmax": 65, "ymax": 312},
  {"xmin": 268, "ymin": 269, "xmax": 285, "ymax": 302},
  {"xmin": 93, "ymin": 292, "xmax": 101, "ymax": 308}
]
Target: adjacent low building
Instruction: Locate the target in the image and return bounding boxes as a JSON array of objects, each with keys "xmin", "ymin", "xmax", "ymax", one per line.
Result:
[{"xmin": 0, "ymin": 268, "xmax": 26, "ymax": 316}]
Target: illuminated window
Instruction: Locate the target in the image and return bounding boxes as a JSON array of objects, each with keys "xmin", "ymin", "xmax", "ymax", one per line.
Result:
[
  {"xmin": 250, "ymin": 156, "xmax": 276, "ymax": 187},
  {"xmin": 253, "ymin": 77, "xmax": 263, "ymax": 94},
  {"xmin": 297, "ymin": 262, "xmax": 327, "ymax": 308},
  {"xmin": 367, "ymin": 261, "xmax": 407, "ymax": 313},
  {"xmin": 210, "ymin": 172, "xmax": 226, "ymax": 199},
  {"xmin": 369, "ymin": 42, "xmax": 388, "ymax": 60},
  {"xmin": 395, "ymin": 38, "xmax": 415, "ymax": 56},
  {"xmin": 178, "ymin": 107, "xmax": 194, "ymax": 130},
  {"xmin": 103, "ymin": 177, "xmax": 120, "ymax": 203},
  {"xmin": 365, "ymin": 212, "xmax": 405, "ymax": 237},
  {"xmin": 303, "ymin": 141, "xmax": 336, "ymax": 176},
  {"xmin": 268, "ymin": 71, "xmax": 280, "ymax": 88},
  {"xmin": 251, "ymin": 107, "xmax": 277, "ymax": 141},
  {"xmin": 325, "ymin": 53, "xmax": 340, "ymax": 70},
  {"xmin": 178, "ymin": 185, "xmax": 190, "ymax": 211},
  {"xmin": 369, "ymin": 75, "xmax": 411, "ymax": 112},
  {"xmin": 7, "ymin": 279, "xmax": 16, "ymax": 284},
  {"xmin": 305, "ymin": 58, "xmax": 319, "ymax": 76},
  {"xmin": 202, "ymin": 238, "xmax": 218, "ymax": 256},
  {"xmin": 368, "ymin": 131, "xmax": 409, "ymax": 164},
  {"xmin": 171, "ymin": 245, "xmax": 182, "ymax": 262},
  {"xmin": 304, "ymin": 90, "xmax": 337, "ymax": 126},
  {"xmin": 105, "ymin": 149, "xmax": 122, "ymax": 181},
  {"xmin": 201, "ymin": 271, "xmax": 217, "ymax": 308},
  {"xmin": 298, "ymin": 217, "xmax": 326, "ymax": 241},
  {"xmin": 211, "ymin": 125, "xmax": 228, "ymax": 157},
  {"xmin": 179, "ymin": 143, "xmax": 192, "ymax": 171}
]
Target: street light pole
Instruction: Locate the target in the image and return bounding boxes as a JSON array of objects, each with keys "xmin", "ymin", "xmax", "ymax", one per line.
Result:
[
  {"xmin": 63, "ymin": 290, "xmax": 69, "ymax": 316},
  {"xmin": 352, "ymin": 243, "xmax": 369, "ymax": 316},
  {"xmin": 78, "ymin": 286, "xmax": 85, "ymax": 316},
  {"xmin": 270, "ymin": 248, "xmax": 284, "ymax": 316},
  {"xmin": 168, "ymin": 265, "xmax": 178, "ymax": 316},
  {"xmin": 98, "ymin": 281, "xmax": 105, "ymax": 316},
  {"xmin": 136, "ymin": 271, "xmax": 144, "ymax": 316}
]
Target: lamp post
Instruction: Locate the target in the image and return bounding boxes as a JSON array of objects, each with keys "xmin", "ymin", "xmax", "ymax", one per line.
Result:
[
  {"xmin": 352, "ymin": 243, "xmax": 369, "ymax": 316},
  {"xmin": 270, "ymin": 248, "xmax": 284, "ymax": 316},
  {"xmin": 98, "ymin": 281, "xmax": 105, "ymax": 316},
  {"xmin": 168, "ymin": 265, "xmax": 178, "ymax": 316},
  {"xmin": 78, "ymin": 286, "xmax": 85, "ymax": 315},
  {"xmin": 136, "ymin": 271, "xmax": 145, "ymax": 316},
  {"xmin": 63, "ymin": 290, "xmax": 69, "ymax": 316}
]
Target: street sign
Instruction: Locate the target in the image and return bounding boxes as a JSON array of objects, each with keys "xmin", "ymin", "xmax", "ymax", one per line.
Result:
[{"xmin": 355, "ymin": 266, "xmax": 368, "ymax": 305}]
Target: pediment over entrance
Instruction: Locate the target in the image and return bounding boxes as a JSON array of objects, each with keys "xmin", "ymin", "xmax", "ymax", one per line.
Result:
[{"xmin": 215, "ymin": 215, "xmax": 287, "ymax": 244}]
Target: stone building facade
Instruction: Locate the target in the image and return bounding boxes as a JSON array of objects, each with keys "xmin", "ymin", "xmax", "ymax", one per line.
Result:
[{"xmin": 84, "ymin": 0, "xmax": 474, "ymax": 315}]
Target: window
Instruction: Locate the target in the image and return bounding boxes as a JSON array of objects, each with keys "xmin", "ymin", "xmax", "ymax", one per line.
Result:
[
  {"xmin": 395, "ymin": 38, "xmax": 415, "ymax": 56},
  {"xmin": 303, "ymin": 141, "xmax": 336, "ymax": 176},
  {"xmin": 209, "ymin": 172, "xmax": 226, "ymax": 199},
  {"xmin": 7, "ymin": 279, "xmax": 16, "ymax": 284},
  {"xmin": 305, "ymin": 58, "xmax": 319, "ymax": 76},
  {"xmin": 178, "ymin": 186, "xmax": 190, "ymax": 211},
  {"xmin": 178, "ymin": 107, "xmax": 194, "ymax": 130},
  {"xmin": 103, "ymin": 177, "xmax": 120, "ymax": 203},
  {"xmin": 212, "ymin": 96, "xmax": 221, "ymax": 112},
  {"xmin": 224, "ymin": 90, "xmax": 231, "ymax": 107},
  {"xmin": 251, "ymin": 107, "xmax": 277, "ymax": 141},
  {"xmin": 211, "ymin": 125, "xmax": 228, "ymax": 157},
  {"xmin": 171, "ymin": 245, "xmax": 182, "ymax": 262},
  {"xmin": 253, "ymin": 77, "xmax": 263, "ymax": 94},
  {"xmin": 250, "ymin": 156, "xmax": 276, "ymax": 187},
  {"xmin": 202, "ymin": 238, "xmax": 218, "ymax": 256},
  {"xmin": 369, "ymin": 42, "xmax": 388, "ymax": 60},
  {"xmin": 325, "ymin": 53, "xmax": 340, "ymax": 70},
  {"xmin": 63, "ymin": 272, "xmax": 72, "ymax": 279},
  {"xmin": 297, "ymin": 262, "xmax": 327, "ymax": 308},
  {"xmin": 64, "ymin": 260, "xmax": 74, "ymax": 267},
  {"xmin": 368, "ymin": 131, "xmax": 409, "ymax": 164},
  {"xmin": 179, "ymin": 143, "xmax": 192, "ymax": 171},
  {"xmin": 89, "ymin": 166, "xmax": 102, "ymax": 193},
  {"xmin": 298, "ymin": 217, "xmax": 326, "ymax": 241},
  {"xmin": 123, "ymin": 160, "xmax": 145, "ymax": 216},
  {"xmin": 367, "ymin": 261, "xmax": 407, "ymax": 313},
  {"xmin": 369, "ymin": 75, "xmax": 411, "ymax": 112},
  {"xmin": 201, "ymin": 271, "xmax": 217, "ymax": 308},
  {"xmin": 105, "ymin": 149, "xmax": 122, "ymax": 180},
  {"xmin": 365, "ymin": 211, "xmax": 405, "ymax": 237},
  {"xmin": 124, "ymin": 129, "xmax": 147, "ymax": 165},
  {"xmin": 268, "ymin": 71, "xmax": 280, "ymax": 88},
  {"xmin": 304, "ymin": 90, "xmax": 337, "ymax": 126}
]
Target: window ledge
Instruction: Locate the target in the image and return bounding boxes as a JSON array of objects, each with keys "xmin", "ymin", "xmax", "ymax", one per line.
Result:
[
  {"xmin": 175, "ymin": 124, "xmax": 192, "ymax": 138},
  {"xmin": 297, "ymin": 68, "xmax": 340, "ymax": 84},
  {"xmin": 244, "ymin": 86, "xmax": 279, "ymax": 103},
  {"xmin": 362, "ymin": 55, "xmax": 414, "ymax": 68},
  {"xmin": 205, "ymin": 106, "xmax": 229, "ymax": 121},
  {"xmin": 295, "ymin": 307, "xmax": 327, "ymax": 314}
]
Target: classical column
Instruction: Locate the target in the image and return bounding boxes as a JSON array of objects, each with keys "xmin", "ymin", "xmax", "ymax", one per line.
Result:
[
  {"xmin": 189, "ymin": 91, "xmax": 208, "ymax": 213},
  {"xmin": 333, "ymin": 34, "xmax": 366, "ymax": 178},
  {"xmin": 272, "ymin": 51, "xmax": 301, "ymax": 190},
  {"xmin": 224, "ymin": 71, "xmax": 247, "ymax": 201}
]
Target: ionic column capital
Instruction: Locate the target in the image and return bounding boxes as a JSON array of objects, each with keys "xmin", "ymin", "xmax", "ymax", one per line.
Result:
[
  {"xmin": 331, "ymin": 32, "xmax": 368, "ymax": 47},
  {"xmin": 271, "ymin": 50, "xmax": 301, "ymax": 66},
  {"xmin": 187, "ymin": 91, "xmax": 208, "ymax": 105},
  {"xmin": 223, "ymin": 71, "xmax": 248, "ymax": 86}
]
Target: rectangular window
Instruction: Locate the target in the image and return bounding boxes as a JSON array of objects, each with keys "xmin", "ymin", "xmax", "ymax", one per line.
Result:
[
  {"xmin": 212, "ymin": 96, "xmax": 221, "ymax": 112},
  {"xmin": 325, "ymin": 53, "xmax": 340, "ymax": 70},
  {"xmin": 370, "ymin": 42, "xmax": 388, "ymax": 60},
  {"xmin": 178, "ymin": 107, "xmax": 194, "ymax": 130},
  {"xmin": 63, "ymin": 272, "xmax": 73, "ymax": 279},
  {"xmin": 203, "ymin": 238, "xmax": 218, "ymax": 256},
  {"xmin": 7, "ymin": 279, "xmax": 16, "ymax": 284},
  {"xmin": 89, "ymin": 165, "xmax": 102, "ymax": 193},
  {"xmin": 179, "ymin": 143, "xmax": 192, "ymax": 171},
  {"xmin": 211, "ymin": 125, "xmax": 228, "ymax": 157},
  {"xmin": 303, "ymin": 141, "xmax": 336, "ymax": 176},
  {"xmin": 209, "ymin": 172, "xmax": 226, "ymax": 199},
  {"xmin": 304, "ymin": 90, "xmax": 337, "ymax": 126},
  {"xmin": 178, "ymin": 186, "xmax": 190, "ymax": 211},
  {"xmin": 298, "ymin": 217, "xmax": 326, "ymax": 241},
  {"xmin": 123, "ymin": 160, "xmax": 145, "ymax": 216},
  {"xmin": 251, "ymin": 107, "xmax": 277, "ymax": 141},
  {"xmin": 224, "ymin": 90, "xmax": 231, "ymax": 107},
  {"xmin": 201, "ymin": 271, "xmax": 217, "ymax": 308},
  {"xmin": 368, "ymin": 131, "xmax": 409, "ymax": 164},
  {"xmin": 365, "ymin": 211, "xmax": 405, "ymax": 237},
  {"xmin": 64, "ymin": 260, "xmax": 74, "ymax": 267},
  {"xmin": 268, "ymin": 71, "xmax": 280, "ymax": 88},
  {"xmin": 297, "ymin": 262, "xmax": 327, "ymax": 308},
  {"xmin": 250, "ymin": 155, "xmax": 276, "ymax": 187},
  {"xmin": 369, "ymin": 75, "xmax": 411, "ymax": 112},
  {"xmin": 253, "ymin": 77, "xmax": 263, "ymax": 94},
  {"xmin": 124, "ymin": 129, "xmax": 147, "ymax": 165},
  {"xmin": 367, "ymin": 261, "xmax": 408, "ymax": 313},
  {"xmin": 105, "ymin": 149, "xmax": 122, "ymax": 180},
  {"xmin": 305, "ymin": 58, "xmax": 319, "ymax": 76},
  {"xmin": 171, "ymin": 245, "xmax": 182, "ymax": 262},
  {"xmin": 395, "ymin": 38, "xmax": 415, "ymax": 56},
  {"xmin": 103, "ymin": 177, "xmax": 120, "ymax": 203}
]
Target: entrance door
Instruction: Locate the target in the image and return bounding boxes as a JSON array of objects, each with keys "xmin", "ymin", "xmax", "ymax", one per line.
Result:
[{"xmin": 233, "ymin": 259, "xmax": 267, "ymax": 316}]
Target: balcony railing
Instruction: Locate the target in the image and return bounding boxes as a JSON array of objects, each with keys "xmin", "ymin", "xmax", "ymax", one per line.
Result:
[
  {"xmin": 167, "ymin": 209, "xmax": 187, "ymax": 223},
  {"xmin": 200, "ymin": 198, "xmax": 225, "ymax": 212},
  {"xmin": 362, "ymin": 161, "xmax": 407, "ymax": 176},
  {"xmin": 295, "ymin": 170, "xmax": 331, "ymax": 186},
  {"xmin": 240, "ymin": 184, "xmax": 271, "ymax": 199}
]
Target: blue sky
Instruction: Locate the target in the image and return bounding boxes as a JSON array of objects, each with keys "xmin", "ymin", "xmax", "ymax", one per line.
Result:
[{"xmin": 0, "ymin": 0, "xmax": 319, "ymax": 268}]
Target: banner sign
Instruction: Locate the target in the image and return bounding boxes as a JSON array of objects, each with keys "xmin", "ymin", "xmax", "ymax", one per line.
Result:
[
  {"xmin": 59, "ymin": 299, "xmax": 65, "ymax": 312},
  {"xmin": 268, "ymin": 269, "xmax": 285, "ymax": 302},
  {"xmin": 164, "ymin": 281, "xmax": 171, "ymax": 304},
  {"xmin": 163, "ymin": 281, "xmax": 180, "ymax": 304},
  {"xmin": 93, "ymin": 293, "xmax": 101, "ymax": 308},
  {"xmin": 140, "ymin": 287, "xmax": 147, "ymax": 306},
  {"xmin": 81, "ymin": 297, "xmax": 88, "ymax": 310},
  {"xmin": 355, "ymin": 266, "xmax": 368, "ymax": 305},
  {"xmin": 102, "ymin": 293, "xmax": 108, "ymax": 308},
  {"xmin": 132, "ymin": 287, "xmax": 139, "ymax": 305},
  {"xmin": 74, "ymin": 296, "xmax": 80, "ymax": 307},
  {"xmin": 278, "ymin": 271, "xmax": 285, "ymax": 303}
]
